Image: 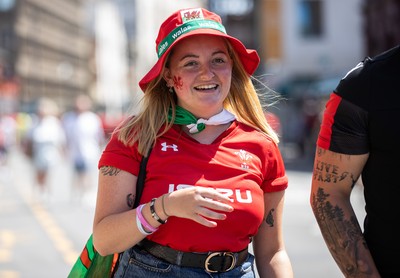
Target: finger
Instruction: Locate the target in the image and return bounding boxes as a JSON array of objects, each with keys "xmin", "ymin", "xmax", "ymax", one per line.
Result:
[
  {"xmin": 201, "ymin": 189, "xmax": 232, "ymax": 203},
  {"xmin": 192, "ymin": 213, "xmax": 219, "ymax": 228},
  {"xmin": 197, "ymin": 206, "xmax": 228, "ymax": 220},
  {"xmin": 198, "ymin": 197, "xmax": 234, "ymax": 212}
]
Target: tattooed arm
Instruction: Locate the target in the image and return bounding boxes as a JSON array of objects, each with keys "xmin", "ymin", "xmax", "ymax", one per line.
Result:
[
  {"xmin": 253, "ymin": 191, "xmax": 293, "ymax": 278},
  {"xmin": 92, "ymin": 166, "xmax": 149, "ymax": 255},
  {"xmin": 310, "ymin": 147, "xmax": 381, "ymax": 277}
]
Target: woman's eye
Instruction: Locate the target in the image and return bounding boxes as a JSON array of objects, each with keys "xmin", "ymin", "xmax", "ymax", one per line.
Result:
[
  {"xmin": 214, "ymin": 58, "xmax": 226, "ymax": 64},
  {"xmin": 184, "ymin": 61, "xmax": 197, "ymax": 67}
]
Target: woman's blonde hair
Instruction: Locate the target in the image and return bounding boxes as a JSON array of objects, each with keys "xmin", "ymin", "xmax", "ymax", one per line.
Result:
[{"xmin": 117, "ymin": 39, "xmax": 279, "ymax": 156}]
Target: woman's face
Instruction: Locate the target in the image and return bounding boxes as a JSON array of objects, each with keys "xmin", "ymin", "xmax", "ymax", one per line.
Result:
[{"xmin": 163, "ymin": 35, "xmax": 233, "ymax": 118}]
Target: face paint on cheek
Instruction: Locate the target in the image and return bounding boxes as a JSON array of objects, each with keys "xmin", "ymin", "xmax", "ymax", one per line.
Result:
[{"xmin": 173, "ymin": 76, "xmax": 183, "ymax": 90}]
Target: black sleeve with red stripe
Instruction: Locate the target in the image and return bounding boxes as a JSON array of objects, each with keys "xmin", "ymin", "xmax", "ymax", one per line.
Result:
[
  {"xmin": 316, "ymin": 55, "xmax": 372, "ymax": 155},
  {"xmin": 317, "ymin": 93, "xmax": 369, "ymax": 155}
]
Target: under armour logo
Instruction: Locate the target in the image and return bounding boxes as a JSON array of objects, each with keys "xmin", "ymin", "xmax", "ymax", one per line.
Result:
[{"xmin": 161, "ymin": 142, "xmax": 178, "ymax": 152}]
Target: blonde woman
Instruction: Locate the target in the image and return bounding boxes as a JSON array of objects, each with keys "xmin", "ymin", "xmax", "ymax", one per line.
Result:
[{"xmin": 93, "ymin": 8, "xmax": 293, "ymax": 278}]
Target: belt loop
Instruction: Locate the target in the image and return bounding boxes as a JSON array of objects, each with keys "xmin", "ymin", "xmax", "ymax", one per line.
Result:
[{"xmin": 176, "ymin": 251, "xmax": 183, "ymax": 265}]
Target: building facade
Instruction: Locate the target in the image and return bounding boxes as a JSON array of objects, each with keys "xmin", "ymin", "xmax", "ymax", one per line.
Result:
[{"xmin": 0, "ymin": 0, "xmax": 93, "ymax": 113}]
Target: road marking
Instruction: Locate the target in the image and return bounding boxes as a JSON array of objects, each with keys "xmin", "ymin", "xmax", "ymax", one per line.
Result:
[
  {"xmin": 28, "ymin": 202, "xmax": 79, "ymax": 265},
  {"xmin": 14, "ymin": 183, "xmax": 80, "ymax": 267},
  {"xmin": 0, "ymin": 230, "xmax": 16, "ymax": 262},
  {"xmin": 0, "ymin": 270, "xmax": 19, "ymax": 278},
  {"xmin": 8, "ymin": 149, "xmax": 80, "ymax": 268}
]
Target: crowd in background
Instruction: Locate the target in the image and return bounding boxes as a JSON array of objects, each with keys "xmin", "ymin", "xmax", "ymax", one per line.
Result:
[
  {"xmin": 0, "ymin": 89, "xmax": 329, "ymax": 207},
  {"xmin": 0, "ymin": 92, "xmax": 323, "ymax": 183},
  {"xmin": 0, "ymin": 95, "xmax": 111, "ymax": 204}
]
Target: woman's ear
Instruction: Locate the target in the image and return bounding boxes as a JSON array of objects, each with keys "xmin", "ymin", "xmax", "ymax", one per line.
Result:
[{"xmin": 163, "ymin": 68, "xmax": 172, "ymax": 87}]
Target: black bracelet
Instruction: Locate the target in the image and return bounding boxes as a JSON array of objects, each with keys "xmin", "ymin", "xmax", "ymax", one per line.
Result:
[
  {"xmin": 150, "ymin": 198, "xmax": 167, "ymax": 224},
  {"xmin": 161, "ymin": 194, "xmax": 170, "ymax": 217}
]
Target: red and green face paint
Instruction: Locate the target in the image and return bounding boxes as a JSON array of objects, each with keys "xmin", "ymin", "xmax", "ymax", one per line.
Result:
[{"xmin": 173, "ymin": 76, "xmax": 183, "ymax": 90}]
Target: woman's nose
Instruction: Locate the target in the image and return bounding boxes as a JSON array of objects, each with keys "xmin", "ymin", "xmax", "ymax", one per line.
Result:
[{"xmin": 199, "ymin": 64, "xmax": 215, "ymax": 79}]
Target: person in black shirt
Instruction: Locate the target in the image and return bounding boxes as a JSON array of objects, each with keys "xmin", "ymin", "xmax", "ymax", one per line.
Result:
[{"xmin": 310, "ymin": 45, "xmax": 400, "ymax": 277}]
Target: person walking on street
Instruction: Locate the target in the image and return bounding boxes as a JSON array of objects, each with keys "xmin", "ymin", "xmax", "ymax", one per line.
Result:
[
  {"xmin": 93, "ymin": 7, "xmax": 293, "ymax": 277},
  {"xmin": 310, "ymin": 45, "xmax": 400, "ymax": 277},
  {"xmin": 25, "ymin": 98, "xmax": 66, "ymax": 201},
  {"xmin": 62, "ymin": 94, "xmax": 105, "ymax": 204}
]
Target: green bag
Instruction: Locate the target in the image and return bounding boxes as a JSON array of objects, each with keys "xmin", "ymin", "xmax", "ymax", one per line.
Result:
[
  {"xmin": 68, "ymin": 151, "xmax": 151, "ymax": 278},
  {"xmin": 68, "ymin": 234, "xmax": 118, "ymax": 278}
]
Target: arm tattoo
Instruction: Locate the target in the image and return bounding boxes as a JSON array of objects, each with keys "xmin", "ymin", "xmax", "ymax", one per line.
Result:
[
  {"xmin": 100, "ymin": 166, "xmax": 121, "ymax": 176},
  {"xmin": 311, "ymin": 187, "xmax": 370, "ymax": 276},
  {"xmin": 313, "ymin": 159, "xmax": 357, "ymax": 187},
  {"xmin": 265, "ymin": 208, "xmax": 275, "ymax": 227},
  {"xmin": 126, "ymin": 193, "xmax": 135, "ymax": 208}
]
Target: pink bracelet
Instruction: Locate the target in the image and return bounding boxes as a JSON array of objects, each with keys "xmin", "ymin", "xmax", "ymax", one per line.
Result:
[
  {"xmin": 136, "ymin": 213, "xmax": 152, "ymax": 235},
  {"xmin": 136, "ymin": 204, "xmax": 158, "ymax": 233}
]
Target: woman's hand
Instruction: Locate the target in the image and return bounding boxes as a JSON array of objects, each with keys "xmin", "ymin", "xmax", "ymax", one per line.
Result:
[{"xmin": 163, "ymin": 186, "xmax": 234, "ymax": 227}]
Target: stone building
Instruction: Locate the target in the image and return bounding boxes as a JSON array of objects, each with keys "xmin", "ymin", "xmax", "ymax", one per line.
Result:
[{"xmin": 0, "ymin": 0, "xmax": 93, "ymax": 112}]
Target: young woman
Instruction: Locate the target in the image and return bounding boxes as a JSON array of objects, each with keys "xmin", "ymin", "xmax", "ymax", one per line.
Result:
[{"xmin": 93, "ymin": 8, "xmax": 293, "ymax": 277}]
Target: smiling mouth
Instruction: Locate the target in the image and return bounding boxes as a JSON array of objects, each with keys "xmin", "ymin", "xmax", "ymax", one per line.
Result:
[{"xmin": 194, "ymin": 84, "xmax": 218, "ymax": 91}]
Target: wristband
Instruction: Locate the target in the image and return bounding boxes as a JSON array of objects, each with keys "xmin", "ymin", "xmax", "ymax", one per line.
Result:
[
  {"xmin": 161, "ymin": 194, "xmax": 170, "ymax": 217},
  {"xmin": 136, "ymin": 212, "xmax": 152, "ymax": 235},
  {"xmin": 150, "ymin": 198, "xmax": 167, "ymax": 224},
  {"xmin": 136, "ymin": 204, "xmax": 158, "ymax": 233}
]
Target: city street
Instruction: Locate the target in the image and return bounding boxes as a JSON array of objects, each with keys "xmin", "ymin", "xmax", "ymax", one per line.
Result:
[{"xmin": 0, "ymin": 147, "xmax": 366, "ymax": 278}]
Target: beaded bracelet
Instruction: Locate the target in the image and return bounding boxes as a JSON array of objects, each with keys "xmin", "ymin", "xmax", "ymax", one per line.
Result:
[
  {"xmin": 136, "ymin": 204, "xmax": 158, "ymax": 233},
  {"xmin": 150, "ymin": 198, "xmax": 167, "ymax": 224}
]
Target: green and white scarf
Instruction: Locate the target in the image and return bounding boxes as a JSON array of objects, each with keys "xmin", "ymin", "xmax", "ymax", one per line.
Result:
[{"xmin": 168, "ymin": 106, "xmax": 236, "ymax": 134}]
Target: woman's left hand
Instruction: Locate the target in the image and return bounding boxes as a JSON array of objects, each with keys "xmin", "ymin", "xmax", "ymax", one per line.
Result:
[{"xmin": 162, "ymin": 186, "xmax": 234, "ymax": 227}]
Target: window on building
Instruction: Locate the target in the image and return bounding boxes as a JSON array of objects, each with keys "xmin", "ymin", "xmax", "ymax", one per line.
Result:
[
  {"xmin": 209, "ymin": 0, "xmax": 256, "ymax": 49},
  {"xmin": 298, "ymin": 0, "xmax": 323, "ymax": 38}
]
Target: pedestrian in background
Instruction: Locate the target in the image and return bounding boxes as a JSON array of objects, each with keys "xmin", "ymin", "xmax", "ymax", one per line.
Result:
[
  {"xmin": 25, "ymin": 98, "xmax": 66, "ymax": 201},
  {"xmin": 310, "ymin": 44, "xmax": 400, "ymax": 277},
  {"xmin": 0, "ymin": 113, "xmax": 16, "ymax": 165},
  {"xmin": 62, "ymin": 94, "xmax": 105, "ymax": 204},
  {"xmin": 93, "ymin": 7, "xmax": 293, "ymax": 277}
]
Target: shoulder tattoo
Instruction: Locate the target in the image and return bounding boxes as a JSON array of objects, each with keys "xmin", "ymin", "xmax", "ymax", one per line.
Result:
[{"xmin": 100, "ymin": 166, "xmax": 121, "ymax": 176}]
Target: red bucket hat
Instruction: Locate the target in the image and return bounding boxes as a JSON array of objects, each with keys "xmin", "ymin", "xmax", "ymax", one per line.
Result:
[{"xmin": 139, "ymin": 7, "xmax": 260, "ymax": 92}]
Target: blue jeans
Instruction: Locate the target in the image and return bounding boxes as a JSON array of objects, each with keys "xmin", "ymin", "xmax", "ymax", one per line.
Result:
[{"xmin": 113, "ymin": 245, "xmax": 256, "ymax": 278}]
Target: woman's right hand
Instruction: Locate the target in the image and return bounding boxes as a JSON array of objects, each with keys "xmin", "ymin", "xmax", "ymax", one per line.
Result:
[{"xmin": 163, "ymin": 186, "xmax": 234, "ymax": 227}]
